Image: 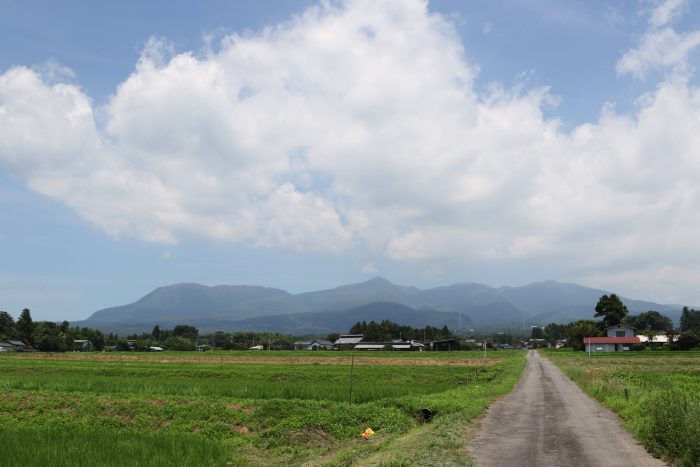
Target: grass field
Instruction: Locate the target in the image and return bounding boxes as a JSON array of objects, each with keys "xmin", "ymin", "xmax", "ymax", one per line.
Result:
[
  {"xmin": 0, "ymin": 350, "xmax": 526, "ymax": 466},
  {"xmin": 543, "ymin": 349, "xmax": 700, "ymax": 467}
]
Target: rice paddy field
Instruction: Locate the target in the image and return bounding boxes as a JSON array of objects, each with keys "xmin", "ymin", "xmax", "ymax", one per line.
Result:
[
  {"xmin": 0, "ymin": 350, "xmax": 526, "ymax": 466},
  {"xmin": 543, "ymin": 349, "xmax": 700, "ymax": 467}
]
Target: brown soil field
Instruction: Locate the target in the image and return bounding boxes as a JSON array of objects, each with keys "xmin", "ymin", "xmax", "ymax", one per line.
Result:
[{"xmin": 14, "ymin": 352, "xmax": 499, "ymax": 367}]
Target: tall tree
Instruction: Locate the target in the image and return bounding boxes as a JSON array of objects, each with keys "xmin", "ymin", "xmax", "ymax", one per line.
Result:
[
  {"xmin": 594, "ymin": 294, "xmax": 628, "ymax": 327},
  {"xmin": 16, "ymin": 308, "xmax": 34, "ymax": 344},
  {"xmin": 680, "ymin": 307, "xmax": 700, "ymax": 335},
  {"xmin": 0, "ymin": 311, "xmax": 16, "ymax": 338}
]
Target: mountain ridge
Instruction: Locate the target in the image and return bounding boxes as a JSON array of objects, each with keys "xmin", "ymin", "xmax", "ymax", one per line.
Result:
[{"xmin": 73, "ymin": 277, "xmax": 687, "ymax": 335}]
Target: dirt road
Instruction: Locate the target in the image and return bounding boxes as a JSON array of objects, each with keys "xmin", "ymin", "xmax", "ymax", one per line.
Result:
[{"xmin": 467, "ymin": 351, "xmax": 667, "ymax": 467}]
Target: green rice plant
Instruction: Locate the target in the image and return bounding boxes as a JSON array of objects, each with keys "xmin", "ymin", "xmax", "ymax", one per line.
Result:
[
  {"xmin": 0, "ymin": 351, "xmax": 525, "ymax": 465},
  {"xmin": 1, "ymin": 426, "xmax": 235, "ymax": 467}
]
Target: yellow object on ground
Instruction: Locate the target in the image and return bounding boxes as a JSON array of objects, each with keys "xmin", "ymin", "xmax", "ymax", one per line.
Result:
[{"xmin": 361, "ymin": 428, "xmax": 375, "ymax": 439}]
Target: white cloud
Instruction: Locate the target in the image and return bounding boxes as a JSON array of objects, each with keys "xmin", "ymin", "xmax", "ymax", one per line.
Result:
[
  {"xmin": 617, "ymin": 0, "xmax": 700, "ymax": 78},
  {"xmin": 648, "ymin": 0, "xmax": 686, "ymax": 29},
  {"xmin": 362, "ymin": 262, "xmax": 378, "ymax": 275},
  {"xmin": 1, "ymin": 0, "xmax": 700, "ymax": 303}
]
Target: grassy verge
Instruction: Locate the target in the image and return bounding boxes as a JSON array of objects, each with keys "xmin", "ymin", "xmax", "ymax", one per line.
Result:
[
  {"xmin": 543, "ymin": 349, "xmax": 700, "ymax": 467},
  {"xmin": 0, "ymin": 351, "xmax": 525, "ymax": 466}
]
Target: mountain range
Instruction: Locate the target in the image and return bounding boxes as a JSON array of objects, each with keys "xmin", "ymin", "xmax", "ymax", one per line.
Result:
[{"xmin": 73, "ymin": 277, "xmax": 686, "ymax": 336}]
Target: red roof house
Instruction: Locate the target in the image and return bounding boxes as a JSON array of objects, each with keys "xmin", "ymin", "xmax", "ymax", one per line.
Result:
[{"xmin": 584, "ymin": 325, "xmax": 641, "ymax": 352}]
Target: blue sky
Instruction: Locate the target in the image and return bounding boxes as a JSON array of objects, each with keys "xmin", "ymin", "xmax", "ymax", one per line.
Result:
[{"xmin": 2, "ymin": 0, "xmax": 700, "ymax": 321}]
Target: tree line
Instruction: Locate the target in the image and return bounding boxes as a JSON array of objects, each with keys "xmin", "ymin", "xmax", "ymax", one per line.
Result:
[
  {"xmin": 115, "ymin": 325, "xmax": 297, "ymax": 351},
  {"xmin": 348, "ymin": 319, "xmax": 454, "ymax": 342},
  {"xmin": 0, "ymin": 309, "xmax": 105, "ymax": 351}
]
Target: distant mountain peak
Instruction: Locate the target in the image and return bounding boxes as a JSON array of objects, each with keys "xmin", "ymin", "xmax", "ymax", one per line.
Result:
[{"xmin": 365, "ymin": 276, "xmax": 393, "ymax": 285}]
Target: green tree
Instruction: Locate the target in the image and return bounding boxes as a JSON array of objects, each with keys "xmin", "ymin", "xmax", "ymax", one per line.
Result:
[
  {"xmin": 151, "ymin": 325, "xmax": 161, "ymax": 341},
  {"xmin": 0, "ymin": 311, "xmax": 16, "ymax": 338},
  {"xmin": 325, "ymin": 333, "xmax": 340, "ymax": 343},
  {"xmin": 33, "ymin": 321, "xmax": 67, "ymax": 352},
  {"xmin": 164, "ymin": 336, "xmax": 196, "ymax": 351},
  {"xmin": 594, "ymin": 294, "xmax": 628, "ymax": 327},
  {"xmin": 172, "ymin": 324, "xmax": 198, "ymax": 341},
  {"xmin": 674, "ymin": 332, "xmax": 699, "ymax": 350},
  {"xmin": 16, "ymin": 308, "xmax": 34, "ymax": 344},
  {"xmin": 567, "ymin": 320, "xmax": 602, "ymax": 351},
  {"xmin": 680, "ymin": 307, "xmax": 700, "ymax": 334},
  {"xmin": 625, "ymin": 310, "xmax": 673, "ymax": 331}
]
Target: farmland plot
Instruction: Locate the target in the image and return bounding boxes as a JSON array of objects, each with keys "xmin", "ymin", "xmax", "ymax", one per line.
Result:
[
  {"xmin": 0, "ymin": 350, "xmax": 525, "ymax": 466},
  {"xmin": 544, "ymin": 350, "xmax": 700, "ymax": 467}
]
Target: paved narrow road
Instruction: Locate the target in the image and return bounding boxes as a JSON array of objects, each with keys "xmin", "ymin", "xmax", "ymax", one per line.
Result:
[{"xmin": 467, "ymin": 351, "xmax": 667, "ymax": 467}]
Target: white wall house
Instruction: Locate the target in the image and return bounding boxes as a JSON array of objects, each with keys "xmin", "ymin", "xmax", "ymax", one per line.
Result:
[{"xmin": 584, "ymin": 325, "xmax": 640, "ymax": 352}]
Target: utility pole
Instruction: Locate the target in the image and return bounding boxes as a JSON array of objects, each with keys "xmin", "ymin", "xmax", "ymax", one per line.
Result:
[{"xmin": 348, "ymin": 353, "xmax": 355, "ymax": 406}]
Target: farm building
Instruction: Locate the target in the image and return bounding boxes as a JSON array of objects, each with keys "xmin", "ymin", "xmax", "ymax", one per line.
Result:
[
  {"xmin": 429, "ymin": 339, "xmax": 460, "ymax": 351},
  {"xmin": 333, "ymin": 334, "xmax": 364, "ymax": 349},
  {"xmin": 73, "ymin": 339, "xmax": 93, "ymax": 351},
  {"xmin": 355, "ymin": 343, "xmax": 387, "ymax": 350},
  {"xmin": 584, "ymin": 325, "xmax": 641, "ymax": 352},
  {"xmin": 354, "ymin": 340, "xmax": 425, "ymax": 351},
  {"xmin": 391, "ymin": 340, "xmax": 425, "ymax": 351}
]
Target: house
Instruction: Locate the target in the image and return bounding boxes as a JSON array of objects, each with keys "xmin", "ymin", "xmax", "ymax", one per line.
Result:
[
  {"xmin": 2, "ymin": 340, "xmax": 29, "ymax": 351},
  {"xmin": 73, "ymin": 339, "xmax": 93, "ymax": 351},
  {"xmin": 333, "ymin": 334, "xmax": 364, "ymax": 349},
  {"xmin": 0, "ymin": 342, "xmax": 14, "ymax": 352},
  {"xmin": 584, "ymin": 324, "xmax": 640, "ymax": 352},
  {"xmin": 294, "ymin": 340, "xmax": 334, "ymax": 351}
]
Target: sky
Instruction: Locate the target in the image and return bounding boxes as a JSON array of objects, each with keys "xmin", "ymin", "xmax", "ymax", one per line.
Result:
[{"xmin": 2, "ymin": 0, "xmax": 700, "ymax": 322}]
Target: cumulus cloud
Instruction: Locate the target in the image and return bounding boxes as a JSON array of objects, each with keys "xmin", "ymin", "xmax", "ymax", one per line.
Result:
[{"xmin": 1, "ymin": 0, "xmax": 700, "ymax": 302}]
